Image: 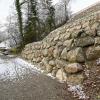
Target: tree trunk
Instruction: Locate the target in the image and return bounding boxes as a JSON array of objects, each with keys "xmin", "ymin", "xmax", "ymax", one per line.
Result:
[{"xmin": 15, "ymin": 0, "xmax": 24, "ymax": 46}]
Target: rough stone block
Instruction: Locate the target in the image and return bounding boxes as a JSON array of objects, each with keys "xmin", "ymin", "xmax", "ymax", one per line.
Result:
[
  {"xmin": 56, "ymin": 69, "xmax": 67, "ymax": 82},
  {"xmin": 55, "ymin": 59, "xmax": 68, "ymax": 68},
  {"xmin": 63, "ymin": 39, "xmax": 74, "ymax": 50},
  {"xmin": 95, "ymin": 37, "xmax": 100, "ymax": 44},
  {"xmin": 65, "ymin": 63, "xmax": 83, "ymax": 74},
  {"xmin": 74, "ymin": 36, "xmax": 94, "ymax": 47},
  {"xmin": 61, "ymin": 48, "xmax": 68, "ymax": 60},
  {"xmin": 86, "ymin": 46, "xmax": 100, "ymax": 60},
  {"xmin": 67, "ymin": 47, "xmax": 85, "ymax": 62}
]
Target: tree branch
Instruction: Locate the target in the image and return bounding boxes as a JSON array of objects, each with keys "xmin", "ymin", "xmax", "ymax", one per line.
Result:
[{"xmin": 20, "ymin": 1, "xmax": 28, "ymax": 6}]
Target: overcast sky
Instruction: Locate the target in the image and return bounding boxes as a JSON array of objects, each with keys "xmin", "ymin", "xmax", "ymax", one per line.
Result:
[
  {"xmin": 0, "ymin": 0, "xmax": 100, "ymax": 25},
  {"xmin": 0, "ymin": 0, "xmax": 13, "ymax": 24},
  {"xmin": 69, "ymin": 0, "xmax": 100, "ymax": 13}
]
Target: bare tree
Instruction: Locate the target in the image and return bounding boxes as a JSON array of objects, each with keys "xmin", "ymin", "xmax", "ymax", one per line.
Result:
[
  {"xmin": 15, "ymin": 0, "xmax": 24, "ymax": 46},
  {"xmin": 62, "ymin": 0, "xmax": 70, "ymax": 21}
]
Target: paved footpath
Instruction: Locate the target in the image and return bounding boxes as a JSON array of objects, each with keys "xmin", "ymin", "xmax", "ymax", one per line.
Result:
[{"xmin": 0, "ymin": 55, "xmax": 77, "ymax": 100}]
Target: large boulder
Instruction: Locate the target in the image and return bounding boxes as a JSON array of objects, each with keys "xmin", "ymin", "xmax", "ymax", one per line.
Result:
[
  {"xmin": 59, "ymin": 32, "xmax": 71, "ymax": 40},
  {"xmin": 46, "ymin": 64, "xmax": 54, "ymax": 73},
  {"xmin": 96, "ymin": 22, "xmax": 100, "ymax": 36},
  {"xmin": 86, "ymin": 46, "xmax": 100, "ymax": 60},
  {"xmin": 51, "ymin": 68, "xmax": 58, "ymax": 77},
  {"xmin": 89, "ymin": 21, "xmax": 100, "ymax": 36},
  {"xmin": 42, "ymin": 58, "xmax": 48, "ymax": 65},
  {"xmin": 54, "ymin": 35, "xmax": 60, "ymax": 41},
  {"xmin": 63, "ymin": 39, "xmax": 74, "ymax": 50},
  {"xmin": 65, "ymin": 63, "xmax": 83, "ymax": 74},
  {"xmin": 95, "ymin": 37, "xmax": 100, "ymax": 45},
  {"xmin": 48, "ymin": 47, "xmax": 54, "ymax": 57},
  {"xmin": 67, "ymin": 47, "xmax": 85, "ymax": 62},
  {"xmin": 74, "ymin": 36, "xmax": 94, "ymax": 47},
  {"xmin": 71, "ymin": 30, "xmax": 84, "ymax": 38},
  {"xmin": 42, "ymin": 58, "xmax": 54, "ymax": 73},
  {"xmin": 42, "ymin": 49, "xmax": 48, "ymax": 57},
  {"xmin": 49, "ymin": 60, "xmax": 56, "ymax": 66},
  {"xmin": 56, "ymin": 69, "xmax": 67, "ymax": 82},
  {"xmin": 55, "ymin": 59, "xmax": 68, "ymax": 68},
  {"xmin": 32, "ymin": 57, "xmax": 41, "ymax": 63},
  {"xmin": 61, "ymin": 48, "xmax": 68, "ymax": 60},
  {"xmin": 53, "ymin": 47, "xmax": 62, "ymax": 58}
]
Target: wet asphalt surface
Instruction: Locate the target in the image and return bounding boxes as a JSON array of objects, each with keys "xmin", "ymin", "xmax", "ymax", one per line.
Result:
[{"xmin": 0, "ymin": 55, "xmax": 76, "ymax": 100}]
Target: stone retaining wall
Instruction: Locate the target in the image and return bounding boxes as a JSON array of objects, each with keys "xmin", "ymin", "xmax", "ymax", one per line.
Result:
[{"xmin": 21, "ymin": 4, "xmax": 100, "ymax": 84}]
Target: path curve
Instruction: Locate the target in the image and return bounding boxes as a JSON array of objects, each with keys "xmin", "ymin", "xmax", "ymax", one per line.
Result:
[{"xmin": 0, "ymin": 55, "xmax": 76, "ymax": 100}]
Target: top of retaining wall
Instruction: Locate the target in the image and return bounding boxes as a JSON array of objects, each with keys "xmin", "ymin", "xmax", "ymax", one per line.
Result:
[{"xmin": 70, "ymin": 1, "xmax": 100, "ymax": 21}]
